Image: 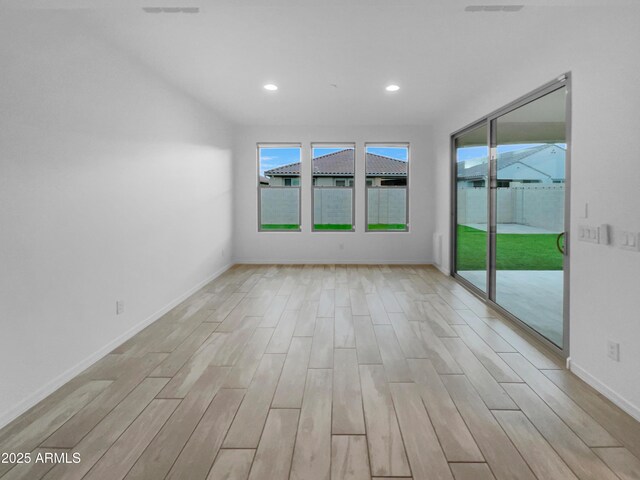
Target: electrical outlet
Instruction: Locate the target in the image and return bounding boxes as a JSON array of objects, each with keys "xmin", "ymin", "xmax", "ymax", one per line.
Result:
[
  {"xmin": 607, "ymin": 341, "xmax": 620, "ymax": 362},
  {"xmin": 116, "ymin": 300, "xmax": 125, "ymax": 315}
]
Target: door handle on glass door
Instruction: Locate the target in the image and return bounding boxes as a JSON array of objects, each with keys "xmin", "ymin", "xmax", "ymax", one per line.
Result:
[{"xmin": 556, "ymin": 232, "xmax": 566, "ymax": 255}]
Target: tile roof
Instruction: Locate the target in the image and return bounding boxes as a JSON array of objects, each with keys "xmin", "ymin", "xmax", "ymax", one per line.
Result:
[{"xmin": 264, "ymin": 149, "xmax": 408, "ymax": 177}]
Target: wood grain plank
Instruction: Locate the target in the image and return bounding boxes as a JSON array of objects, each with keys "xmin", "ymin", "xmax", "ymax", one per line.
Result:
[
  {"xmin": 207, "ymin": 449, "xmax": 254, "ymax": 480},
  {"xmin": 209, "ymin": 317, "xmax": 261, "ymax": 366},
  {"xmin": 440, "ymin": 375, "xmax": 536, "ymax": 480},
  {"xmin": 500, "ymin": 353, "xmax": 619, "ymax": 446},
  {"xmin": 124, "ymin": 366, "xmax": 230, "ymax": 480},
  {"xmin": 318, "ymin": 290, "xmax": 335, "ymax": 317},
  {"xmin": 43, "ymin": 378, "xmax": 169, "ymax": 480},
  {"xmin": 265, "ymin": 310, "xmax": 298, "ymax": 354},
  {"xmin": 426, "ymin": 295, "xmax": 467, "ymax": 325},
  {"xmin": 223, "ymin": 354, "xmax": 285, "ymax": 448},
  {"xmin": 407, "ymin": 359, "xmax": 483, "ymax": 462},
  {"xmin": 248, "ymin": 409, "xmax": 299, "ymax": 480},
  {"xmin": 293, "ymin": 301, "xmax": 318, "ymax": 336},
  {"xmin": 366, "ymin": 293, "xmax": 391, "ymax": 324},
  {"xmin": 259, "ymin": 295, "xmax": 287, "ymax": 328},
  {"xmin": 332, "ymin": 349, "xmax": 365, "ymax": 434},
  {"xmin": 224, "ymin": 327, "xmax": 274, "ymax": 388},
  {"xmin": 419, "ymin": 301, "xmax": 458, "ymax": 337},
  {"xmin": 454, "ymin": 309, "xmax": 516, "ymax": 353},
  {"xmin": 442, "ymin": 338, "xmax": 517, "ymax": 410},
  {"xmin": 493, "ymin": 410, "xmax": 578, "ymax": 480},
  {"xmin": 543, "ymin": 369, "xmax": 640, "ymax": 459},
  {"xmin": 449, "ymin": 463, "xmax": 495, "ymax": 480},
  {"xmin": 389, "ymin": 383, "xmax": 454, "ymax": 480},
  {"xmin": 480, "ymin": 316, "xmax": 562, "ymax": 369},
  {"xmin": 349, "ymin": 288, "xmax": 370, "ymax": 316},
  {"xmin": 335, "ymin": 285, "xmax": 350, "ymax": 306},
  {"xmin": 1, "ymin": 448, "xmax": 69, "ymax": 480},
  {"xmin": 85, "ymin": 399, "xmax": 179, "ymax": 480},
  {"xmin": 151, "ymin": 322, "xmax": 218, "ymax": 377},
  {"xmin": 593, "ymin": 447, "xmax": 640, "ymax": 480},
  {"xmin": 502, "ymin": 383, "xmax": 620, "ymax": 480},
  {"xmin": 157, "ymin": 333, "xmax": 225, "ymax": 398},
  {"xmin": 166, "ymin": 389, "xmax": 245, "ymax": 480},
  {"xmin": 414, "ymin": 321, "xmax": 463, "ymax": 374},
  {"xmin": 0, "ymin": 380, "xmax": 110, "ymax": 476},
  {"xmin": 272, "ymin": 337, "xmax": 312, "ymax": 408},
  {"xmin": 331, "ymin": 435, "xmax": 371, "ymax": 480},
  {"xmin": 309, "ymin": 317, "xmax": 334, "ymax": 369},
  {"xmin": 42, "ymin": 353, "xmax": 166, "ymax": 448},
  {"xmin": 388, "ymin": 312, "xmax": 428, "ymax": 359},
  {"xmin": 452, "ymin": 324, "xmax": 521, "ymax": 383},
  {"xmin": 359, "ymin": 365, "xmax": 411, "ymax": 477},
  {"xmin": 374, "ymin": 325, "xmax": 412, "ymax": 382},
  {"xmin": 353, "ymin": 316, "xmax": 382, "ymax": 364},
  {"xmin": 290, "ymin": 369, "xmax": 333, "ymax": 480},
  {"xmin": 335, "ymin": 307, "xmax": 356, "ymax": 348}
]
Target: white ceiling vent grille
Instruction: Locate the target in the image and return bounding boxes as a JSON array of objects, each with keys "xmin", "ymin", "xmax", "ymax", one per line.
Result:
[
  {"xmin": 142, "ymin": 7, "xmax": 199, "ymax": 13},
  {"xmin": 465, "ymin": 5, "xmax": 524, "ymax": 12}
]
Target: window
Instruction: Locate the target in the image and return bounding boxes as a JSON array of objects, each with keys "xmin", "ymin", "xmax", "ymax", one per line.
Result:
[
  {"xmin": 258, "ymin": 144, "xmax": 301, "ymax": 231},
  {"xmin": 312, "ymin": 144, "xmax": 355, "ymax": 231},
  {"xmin": 366, "ymin": 144, "xmax": 409, "ymax": 231}
]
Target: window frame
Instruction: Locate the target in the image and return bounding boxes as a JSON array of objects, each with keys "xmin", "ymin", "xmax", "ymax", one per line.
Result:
[
  {"xmin": 257, "ymin": 142, "xmax": 302, "ymax": 233},
  {"xmin": 365, "ymin": 142, "xmax": 410, "ymax": 233},
  {"xmin": 311, "ymin": 143, "xmax": 356, "ymax": 233}
]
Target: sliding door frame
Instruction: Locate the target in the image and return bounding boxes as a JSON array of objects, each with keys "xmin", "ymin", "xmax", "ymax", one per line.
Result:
[{"xmin": 450, "ymin": 73, "xmax": 572, "ymax": 358}]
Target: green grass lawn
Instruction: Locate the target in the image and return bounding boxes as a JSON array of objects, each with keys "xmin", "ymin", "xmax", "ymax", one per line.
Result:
[
  {"xmin": 368, "ymin": 224, "xmax": 407, "ymax": 231},
  {"xmin": 314, "ymin": 224, "xmax": 353, "ymax": 230},
  {"xmin": 261, "ymin": 224, "xmax": 300, "ymax": 230},
  {"xmin": 457, "ymin": 225, "xmax": 563, "ymax": 271}
]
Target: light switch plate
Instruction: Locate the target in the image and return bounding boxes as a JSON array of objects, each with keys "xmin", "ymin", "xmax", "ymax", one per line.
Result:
[
  {"xmin": 598, "ymin": 224, "xmax": 610, "ymax": 245},
  {"xmin": 578, "ymin": 224, "xmax": 599, "ymax": 244},
  {"xmin": 620, "ymin": 231, "xmax": 640, "ymax": 251}
]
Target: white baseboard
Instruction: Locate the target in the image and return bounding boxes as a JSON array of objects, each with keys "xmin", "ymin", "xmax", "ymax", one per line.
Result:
[
  {"xmin": 570, "ymin": 361, "xmax": 640, "ymax": 422},
  {"xmin": 434, "ymin": 263, "xmax": 450, "ymax": 276},
  {"xmin": 0, "ymin": 262, "xmax": 233, "ymax": 430},
  {"xmin": 233, "ymin": 258, "xmax": 433, "ymax": 265}
]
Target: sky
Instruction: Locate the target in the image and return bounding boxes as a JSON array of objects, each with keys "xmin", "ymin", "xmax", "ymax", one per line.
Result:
[{"xmin": 259, "ymin": 146, "xmax": 409, "ymax": 176}]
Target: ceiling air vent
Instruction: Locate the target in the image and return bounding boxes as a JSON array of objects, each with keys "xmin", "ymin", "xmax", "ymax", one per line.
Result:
[
  {"xmin": 465, "ymin": 5, "xmax": 524, "ymax": 12},
  {"xmin": 142, "ymin": 7, "xmax": 199, "ymax": 13}
]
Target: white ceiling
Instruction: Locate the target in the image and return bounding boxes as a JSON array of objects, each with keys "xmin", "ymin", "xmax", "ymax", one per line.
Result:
[{"xmin": 4, "ymin": 0, "xmax": 639, "ymax": 126}]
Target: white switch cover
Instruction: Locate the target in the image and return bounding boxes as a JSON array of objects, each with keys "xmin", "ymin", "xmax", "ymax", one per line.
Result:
[
  {"xmin": 116, "ymin": 300, "xmax": 125, "ymax": 315},
  {"xmin": 578, "ymin": 225, "xmax": 599, "ymax": 244},
  {"xmin": 598, "ymin": 224, "xmax": 610, "ymax": 245},
  {"xmin": 621, "ymin": 231, "xmax": 640, "ymax": 251},
  {"xmin": 607, "ymin": 341, "xmax": 620, "ymax": 361}
]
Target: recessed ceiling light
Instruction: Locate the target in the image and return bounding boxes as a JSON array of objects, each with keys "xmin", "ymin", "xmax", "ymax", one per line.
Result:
[
  {"xmin": 263, "ymin": 84, "xmax": 278, "ymax": 91},
  {"xmin": 386, "ymin": 84, "xmax": 400, "ymax": 92}
]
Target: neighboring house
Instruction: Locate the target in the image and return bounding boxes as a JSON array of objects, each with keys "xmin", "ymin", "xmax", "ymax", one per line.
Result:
[
  {"xmin": 263, "ymin": 149, "xmax": 407, "ymax": 186},
  {"xmin": 458, "ymin": 144, "xmax": 566, "ymax": 187},
  {"xmin": 259, "ymin": 175, "xmax": 269, "ymax": 186}
]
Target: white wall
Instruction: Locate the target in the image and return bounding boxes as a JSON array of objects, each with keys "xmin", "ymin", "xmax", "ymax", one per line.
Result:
[
  {"xmin": 433, "ymin": 7, "xmax": 640, "ymax": 418},
  {"xmin": 234, "ymin": 126, "xmax": 433, "ymax": 264},
  {"xmin": 0, "ymin": 11, "xmax": 234, "ymax": 427}
]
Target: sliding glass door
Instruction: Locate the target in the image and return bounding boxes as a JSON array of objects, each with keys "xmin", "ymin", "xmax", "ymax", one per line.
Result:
[
  {"xmin": 452, "ymin": 76, "xmax": 570, "ymax": 353},
  {"xmin": 454, "ymin": 124, "xmax": 488, "ymax": 293}
]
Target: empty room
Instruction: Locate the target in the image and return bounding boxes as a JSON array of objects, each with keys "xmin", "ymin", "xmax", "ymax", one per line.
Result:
[{"xmin": 1, "ymin": 0, "xmax": 640, "ymax": 479}]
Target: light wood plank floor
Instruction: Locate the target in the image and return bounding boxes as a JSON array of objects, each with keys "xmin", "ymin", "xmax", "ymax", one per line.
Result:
[{"xmin": 1, "ymin": 264, "xmax": 639, "ymax": 480}]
